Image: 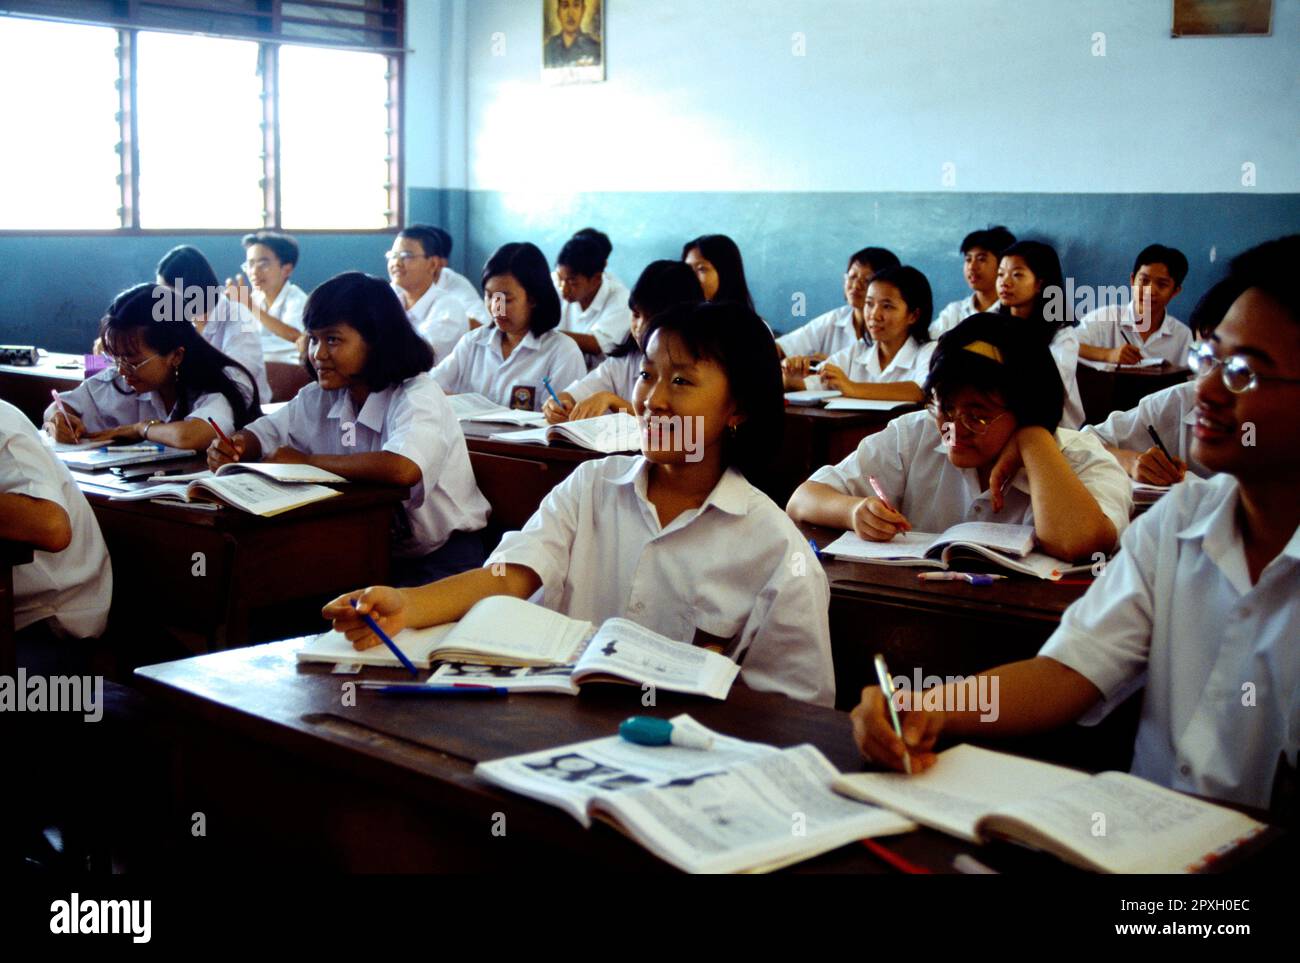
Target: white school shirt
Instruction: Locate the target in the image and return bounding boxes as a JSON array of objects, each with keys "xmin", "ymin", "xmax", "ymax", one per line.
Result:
[
  {"xmin": 57, "ymin": 366, "xmax": 253, "ymax": 439},
  {"xmin": 431, "ymin": 324, "xmax": 587, "ymax": 412},
  {"xmin": 200, "ymin": 295, "xmax": 273, "ymax": 408},
  {"xmin": 1084, "ymin": 381, "xmax": 1210, "ymax": 479},
  {"xmin": 776, "ymin": 305, "xmax": 859, "ymax": 359},
  {"xmin": 251, "ymin": 281, "xmax": 308, "ymax": 364},
  {"xmin": 395, "ymin": 281, "xmax": 471, "ymax": 364},
  {"xmin": 563, "ymin": 350, "xmax": 642, "ymax": 405},
  {"xmin": 822, "ymin": 336, "xmax": 936, "ymax": 387},
  {"xmin": 1050, "ymin": 326, "xmax": 1086, "ymax": 429},
  {"xmin": 436, "ymin": 267, "xmax": 489, "ymax": 326},
  {"xmin": 1039, "ymin": 473, "xmax": 1299, "ymax": 809},
  {"xmin": 486, "ymin": 455, "xmax": 835, "ymax": 706},
  {"xmin": 243, "ymin": 375, "xmax": 489, "ymax": 557},
  {"xmin": 1078, "ymin": 303, "xmax": 1193, "ymax": 367},
  {"xmin": 930, "ymin": 293, "xmax": 1000, "ymax": 341},
  {"xmin": 809, "ymin": 409, "xmax": 1132, "ymax": 545},
  {"xmin": 0, "ymin": 401, "xmax": 112, "ymax": 638},
  {"xmin": 558, "ymin": 274, "xmax": 633, "ymax": 358}
]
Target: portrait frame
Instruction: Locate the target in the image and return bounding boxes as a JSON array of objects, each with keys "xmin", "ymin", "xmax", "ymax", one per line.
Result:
[
  {"xmin": 1172, "ymin": 0, "xmax": 1273, "ymax": 37},
  {"xmin": 542, "ymin": 0, "xmax": 605, "ymax": 85}
]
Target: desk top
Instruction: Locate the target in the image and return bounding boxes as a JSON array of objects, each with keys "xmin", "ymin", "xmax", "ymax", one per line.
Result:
[
  {"xmin": 784, "ymin": 402, "xmax": 920, "ymax": 424},
  {"xmin": 0, "ymin": 351, "xmax": 86, "ymax": 380}
]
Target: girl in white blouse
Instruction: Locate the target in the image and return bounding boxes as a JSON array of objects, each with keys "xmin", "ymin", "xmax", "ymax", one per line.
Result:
[
  {"xmin": 324, "ymin": 301, "xmax": 837, "ymax": 706},
  {"xmin": 544, "ymin": 259, "xmax": 703, "ymax": 423}
]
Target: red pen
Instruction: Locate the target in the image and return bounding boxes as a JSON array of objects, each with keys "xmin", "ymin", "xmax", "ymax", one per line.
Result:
[{"xmin": 207, "ymin": 417, "xmax": 238, "ymax": 459}]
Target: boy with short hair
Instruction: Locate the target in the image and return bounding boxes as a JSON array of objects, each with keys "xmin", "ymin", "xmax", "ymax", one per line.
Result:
[
  {"xmin": 929, "ymin": 226, "xmax": 1015, "ymax": 340},
  {"xmin": 1078, "ymin": 244, "xmax": 1192, "ymax": 366}
]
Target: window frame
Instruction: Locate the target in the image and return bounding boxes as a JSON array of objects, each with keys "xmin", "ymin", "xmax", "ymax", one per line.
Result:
[{"xmin": 0, "ymin": 14, "xmax": 402, "ymax": 236}]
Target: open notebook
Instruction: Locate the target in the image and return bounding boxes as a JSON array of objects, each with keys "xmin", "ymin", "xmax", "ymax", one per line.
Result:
[
  {"xmin": 821, "ymin": 522, "xmax": 1093, "ymax": 580},
  {"xmin": 833, "ymin": 745, "xmax": 1266, "ymax": 873},
  {"xmin": 108, "ymin": 471, "xmax": 341, "ymax": 517},
  {"xmin": 488, "ymin": 412, "xmax": 641, "ymax": 453},
  {"xmin": 449, "ymin": 392, "xmax": 547, "ymax": 426},
  {"xmin": 1078, "ymin": 357, "xmax": 1168, "ymax": 371}
]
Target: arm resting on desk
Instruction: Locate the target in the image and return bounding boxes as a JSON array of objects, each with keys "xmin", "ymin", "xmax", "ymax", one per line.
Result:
[
  {"xmin": 786, "ymin": 480, "xmax": 861, "ymax": 531},
  {"xmin": 277, "ymin": 450, "xmax": 422, "ymax": 488},
  {"xmin": 0, "ymin": 493, "xmax": 72, "ymax": 553}
]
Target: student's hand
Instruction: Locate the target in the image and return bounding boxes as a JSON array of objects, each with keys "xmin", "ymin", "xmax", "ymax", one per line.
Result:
[
  {"xmin": 819, "ymin": 363, "xmax": 850, "ymax": 392},
  {"xmin": 850, "ymin": 687, "xmax": 944, "ymax": 773},
  {"xmin": 295, "ymin": 333, "xmax": 309, "ymax": 358},
  {"xmin": 265, "ymin": 446, "xmax": 309, "ymax": 465},
  {"xmin": 207, "ymin": 433, "xmax": 246, "ymax": 470},
  {"xmin": 85, "ymin": 423, "xmax": 146, "ymax": 444},
  {"xmin": 1134, "ymin": 446, "xmax": 1186, "ymax": 486},
  {"xmin": 1109, "ymin": 344, "xmax": 1143, "ymax": 366},
  {"xmin": 44, "ymin": 407, "xmax": 86, "ymax": 443},
  {"xmin": 543, "ymin": 392, "xmax": 575, "ymax": 424},
  {"xmin": 570, "ymin": 392, "xmax": 630, "ymax": 421},
  {"xmin": 224, "ymin": 274, "xmax": 253, "ymax": 309},
  {"xmin": 322, "ymin": 586, "xmax": 408, "ymax": 650},
  {"xmin": 850, "ymin": 496, "xmax": 912, "ymax": 541},
  {"xmin": 988, "ymin": 427, "xmax": 1035, "ymax": 512},
  {"xmin": 782, "ymin": 355, "xmax": 816, "ymax": 378}
]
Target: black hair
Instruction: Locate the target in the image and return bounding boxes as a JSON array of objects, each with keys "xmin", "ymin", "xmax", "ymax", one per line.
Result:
[
  {"xmin": 997, "ymin": 239, "xmax": 1075, "ymax": 340},
  {"xmin": 1131, "ymin": 244, "xmax": 1189, "ymax": 288},
  {"xmin": 924, "ymin": 312, "xmax": 1065, "ymax": 431},
  {"xmin": 301, "ymin": 272, "xmax": 434, "ymax": 390},
  {"xmin": 847, "ymin": 246, "xmax": 901, "ymax": 274},
  {"xmin": 156, "ymin": 245, "xmax": 221, "ymax": 320},
  {"xmin": 960, "ymin": 226, "xmax": 1016, "ymax": 258},
  {"xmin": 1189, "ymin": 234, "xmax": 1300, "ymax": 338},
  {"xmin": 867, "ymin": 265, "xmax": 933, "ymax": 345},
  {"xmin": 681, "ymin": 234, "xmax": 755, "ymax": 311},
  {"xmin": 642, "ymin": 301, "xmax": 784, "ymax": 493},
  {"xmin": 396, "ymin": 224, "xmax": 450, "ymax": 259},
  {"xmin": 571, "ymin": 227, "xmax": 612, "ymax": 263},
  {"xmin": 481, "ymin": 242, "xmax": 562, "ymax": 335},
  {"xmin": 557, "ymin": 236, "xmax": 606, "ymax": 277},
  {"xmin": 100, "ymin": 283, "xmax": 261, "ymax": 428},
  {"xmin": 241, "ymin": 231, "xmax": 299, "ymax": 267},
  {"xmin": 609, "ymin": 260, "xmax": 705, "ymax": 358}
]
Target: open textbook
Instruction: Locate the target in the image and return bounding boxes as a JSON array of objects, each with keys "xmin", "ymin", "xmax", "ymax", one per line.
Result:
[
  {"xmin": 448, "ymin": 392, "xmax": 547, "ymax": 426},
  {"xmin": 1078, "ymin": 356, "xmax": 1168, "ymax": 371},
  {"xmin": 297, "ymin": 596, "xmax": 740, "ymax": 699},
  {"xmin": 157, "ymin": 463, "xmax": 347, "ymax": 484},
  {"xmin": 488, "ymin": 412, "xmax": 641, "ymax": 453},
  {"xmin": 833, "ymin": 745, "xmax": 1265, "ymax": 873},
  {"xmin": 822, "ymin": 522, "xmax": 1093, "ymax": 580},
  {"xmin": 475, "ymin": 714, "xmax": 916, "ymax": 873},
  {"xmin": 107, "ymin": 470, "xmax": 341, "ymax": 517}
]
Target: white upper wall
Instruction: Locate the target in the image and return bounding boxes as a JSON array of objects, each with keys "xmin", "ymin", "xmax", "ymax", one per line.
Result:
[{"xmin": 443, "ymin": 0, "xmax": 1299, "ymax": 193}]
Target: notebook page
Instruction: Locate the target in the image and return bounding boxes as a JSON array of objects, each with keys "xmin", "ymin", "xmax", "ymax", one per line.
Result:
[
  {"xmin": 821, "ymin": 530, "xmax": 938, "ymax": 561},
  {"xmin": 436, "ymin": 595, "xmax": 592, "ymax": 664},
  {"xmin": 823, "ymin": 398, "xmax": 903, "ymax": 411},
  {"xmin": 935, "ymin": 521, "xmax": 1036, "ymax": 557},
  {"xmin": 551, "ymin": 412, "xmax": 641, "ymax": 452}
]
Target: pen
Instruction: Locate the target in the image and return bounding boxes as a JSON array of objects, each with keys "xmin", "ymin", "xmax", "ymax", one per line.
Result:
[
  {"xmin": 868, "ymin": 475, "xmax": 898, "ymax": 514},
  {"xmin": 1146, "ymin": 424, "xmax": 1174, "ymax": 463},
  {"xmin": 50, "ymin": 389, "xmax": 79, "ymax": 441},
  {"xmin": 540, "ymin": 375, "xmax": 563, "ymax": 409},
  {"xmin": 208, "ymin": 417, "xmax": 237, "ymax": 455},
  {"xmin": 363, "ymin": 684, "xmax": 508, "ymax": 696},
  {"xmin": 918, "ymin": 571, "xmax": 1005, "ymax": 585},
  {"xmin": 873, "ymin": 653, "xmax": 912, "ymax": 775},
  {"xmin": 350, "ymin": 598, "xmax": 420, "ymax": 678},
  {"xmin": 807, "ymin": 537, "xmax": 823, "ymax": 561},
  {"xmin": 98, "ymin": 443, "xmax": 165, "ymax": 453}
]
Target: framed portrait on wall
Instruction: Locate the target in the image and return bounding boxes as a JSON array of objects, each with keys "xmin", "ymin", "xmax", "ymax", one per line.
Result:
[
  {"xmin": 1172, "ymin": 0, "xmax": 1272, "ymax": 36},
  {"xmin": 542, "ymin": 0, "xmax": 605, "ymax": 85}
]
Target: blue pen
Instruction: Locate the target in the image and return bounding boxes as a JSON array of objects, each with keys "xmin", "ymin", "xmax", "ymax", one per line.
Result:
[
  {"xmin": 98, "ymin": 442, "xmax": 164, "ymax": 453},
  {"xmin": 540, "ymin": 375, "xmax": 563, "ymax": 408},
  {"xmin": 350, "ymin": 598, "xmax": 419, "ymax": 678},
  {"xmin": 808, "ymin": 537, "xmax": 823, "ymax": 561}
]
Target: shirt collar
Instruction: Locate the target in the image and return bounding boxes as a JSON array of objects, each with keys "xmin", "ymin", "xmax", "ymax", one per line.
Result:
[
  {"xmin": 871, "ymin": 336, "xmax": 920, "ymax": 377},
  {"xmin": 1123, "ymin": 302, "xmax": 1177, "ymax": 340},
  {"xmin": 835, "ymin": 305, "xmax": 856, "ymax": 328},
  {"xmin": 326, "ymin": 385, "xmax": 393, "ymax": 432},
  {"xmin": 398, "ymin": 281, "xmax": 439, "ymax": 320},
  {"xmin": 611, "ymin": 457, "xmax": 753, "ymax": 524}
]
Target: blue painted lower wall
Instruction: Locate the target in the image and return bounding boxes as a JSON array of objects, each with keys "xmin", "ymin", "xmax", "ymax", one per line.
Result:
[{"xmin": 3, "ymin": 191, "xmax": 1297, "ymax": 351}]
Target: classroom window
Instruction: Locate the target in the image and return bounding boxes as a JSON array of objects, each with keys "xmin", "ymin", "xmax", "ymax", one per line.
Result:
[
  {"xmin": 0, "ymin": 18, "xmax": 121, "ymax": 229},
  {"xmin": 278, "ymin": 45, "xmax": 394, "ymax": 230}
]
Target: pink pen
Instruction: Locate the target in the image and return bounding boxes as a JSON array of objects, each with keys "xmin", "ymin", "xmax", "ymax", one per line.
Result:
[
  {"xmin": 868, "ymin": 475, "xmax": 897, "ymax": 513},
  {"xmin": 49, "ymin": 389, "xmax": 79, "ymax": 441}
]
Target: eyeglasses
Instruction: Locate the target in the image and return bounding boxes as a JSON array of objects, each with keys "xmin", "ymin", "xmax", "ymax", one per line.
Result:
[
  {"xmin": 242, "ymin": 257, "xmax": 274, "ymax": 272},
  {"xmin": 928, "ymin": 403, "xmax": 1010, "ymax": 435},
  {"xmin": 1187, "ymin": 342, "xmax": 1300, "ymax": 394},
  {"xmin": 108, "ymin": 353, "xmax": 161, "ymax": 375},
  {"xmin": 385, "ymin": 251, "xmax": 429, "ymax": 264}
]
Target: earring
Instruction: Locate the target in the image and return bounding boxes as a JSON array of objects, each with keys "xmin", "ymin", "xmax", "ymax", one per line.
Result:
[{"xmin": 727, "ymin": 422, "xmax": 738, "ymax": 438}]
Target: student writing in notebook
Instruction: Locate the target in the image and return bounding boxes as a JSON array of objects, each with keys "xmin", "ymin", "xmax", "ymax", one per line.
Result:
[
  {"xmin": 777, "ymin": 246, "xmax": 900, "ymax": 374},
  {"xmin": 207, "ymin": 272, "xmax": 490, "ymax": 584},
  {"xmin": 995, "ymin": 240, "xmax": 1085, "ymax": 427},
  {"xmin": 554, "ymin": 228, "xmax": 633, "ymax": 365},
  {"xmin": 431, "ymin": 242, "xmax": 586, "ymax": 412},
  {"xmin": 787, "ymin": 313, "xmax": 1130, "ymax": 561},
  {"xmin": 850, "ymin": 237, "xmax": 1300, "ymax": 815},
  {"xmin": 156, "ymin": 244, "xmax": 274, "ymax": 406},
  {"xmin": 783, "ymin": 265, "xmax": 935, "ymax": 403},
  {"xmin": 324, "ymin": 302, "xmax": 836, "ymax": 706},
  {"xmin": 1077, "ymin": 244, "xmax": 1191, "ymax": 367},
  {"xmin": 544, "ymin": 260, "xmax": 704, "ymax": 423},
  {"xmin": 44, "ymin": 284, "xmax": 261, "ymax": 450},
  {"xmin": 929, "ymin": 225, "xmax": 1015, "ymax": 340}
]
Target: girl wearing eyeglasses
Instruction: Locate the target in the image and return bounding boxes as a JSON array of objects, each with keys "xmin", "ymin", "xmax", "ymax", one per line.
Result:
[
  {"xmin": 43, "ymin": 283, "xmax": 261, "ymax": 450},
  {"xmin": 787, "ymin": 312, "xmax": 1131, "ymax": 562},
  {"xmin": 848, "ymin": 236, "xmax": 1300, "ymax": 815}
]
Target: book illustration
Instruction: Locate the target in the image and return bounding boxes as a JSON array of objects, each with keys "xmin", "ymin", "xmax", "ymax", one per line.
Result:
[{"xmin": 523, "ymin": 752, "xmax": 652, "ymax": 792}]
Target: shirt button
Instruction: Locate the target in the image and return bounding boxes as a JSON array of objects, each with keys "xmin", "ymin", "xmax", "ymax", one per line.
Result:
[
  {"xmin": 1179, "ymin": 764, "xmax": 1191, "ymax": 777},
  {"xmin": 629, "ymin": 601, "xmax": 645, "ymax": 614}
]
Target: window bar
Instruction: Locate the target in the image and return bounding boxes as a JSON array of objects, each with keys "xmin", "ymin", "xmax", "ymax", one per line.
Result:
[
  {"xmin": 259, "ymin": 43, "xmax": 280, "ymax": 229},
  {"xmin": 385, "ymin": 52, "xmax": 401, "ymax": 227},
  {"xmin": 115, "ymin": 28, "xmax": 141, "ymax": 229}
]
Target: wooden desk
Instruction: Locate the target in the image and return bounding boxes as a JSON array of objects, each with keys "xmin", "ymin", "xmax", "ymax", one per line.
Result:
[
  {"xmin": 132, "ymin": 639, "xmax": 1279, "ymax": 874},
  {"xmin": 1077, "ymin": 363, "xmax": 1190, "ymax": 426},
  {"xmin": 83, "ymin": 480, "xmax": 406, "ymax": 654},
  {"xmin": 0, "ymin": 352, "xmax": 85, "ymax": 426},
  {"xmin": 776, "ymin": 404, "xmax": 918, "ymax": 505},
  {"xmin": 0, "ymin": 540, "xmax": 35, "ymax": 679}
]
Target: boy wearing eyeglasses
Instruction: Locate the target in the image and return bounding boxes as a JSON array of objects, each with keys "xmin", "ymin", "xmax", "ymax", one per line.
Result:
[
  {"xmin": 226, "ymin": 231, "xmax": 308, "ymax": 364},
  {"xmin": 787, "ymin": 312, "xmax": 1130, "ymax": 563},
  {"xmin": 849, "ymin": 236, "xmax": 1300, "ymax": 815},
  {"xmin": 386, "ymin": 225, "xmax": 472, "ymax": 363}
]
